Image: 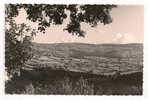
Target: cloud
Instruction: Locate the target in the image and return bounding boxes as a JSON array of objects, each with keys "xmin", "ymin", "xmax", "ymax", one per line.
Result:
[{"xmin": 112, "ymin": 33, "xmax": 135, "ymax": 44}]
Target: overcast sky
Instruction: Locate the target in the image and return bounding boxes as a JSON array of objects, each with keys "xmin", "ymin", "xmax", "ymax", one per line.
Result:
[{"xmin": 14, "ymin": 5, "xmax": 144, "ymax": 44}]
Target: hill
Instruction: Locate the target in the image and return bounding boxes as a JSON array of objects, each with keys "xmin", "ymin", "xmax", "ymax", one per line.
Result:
[{"xmin": 24, "ymin": 42, "xmax": 143, "ymax": 75}]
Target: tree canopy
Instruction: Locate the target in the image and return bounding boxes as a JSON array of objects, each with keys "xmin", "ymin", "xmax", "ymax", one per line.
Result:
[{"xmin": 6, "ymin": 4, "xmax": 116, "ymax": 37}]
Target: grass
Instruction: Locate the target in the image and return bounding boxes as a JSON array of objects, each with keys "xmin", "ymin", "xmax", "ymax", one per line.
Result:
[{"xmin": 5, "ymin": 69, "xmax": 142, "ymax": 95}]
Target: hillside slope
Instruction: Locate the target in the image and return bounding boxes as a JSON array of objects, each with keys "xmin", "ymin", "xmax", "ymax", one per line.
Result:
[{"xmin": 24, "ymin": 43, "xmax": 143, "ymax": 75}]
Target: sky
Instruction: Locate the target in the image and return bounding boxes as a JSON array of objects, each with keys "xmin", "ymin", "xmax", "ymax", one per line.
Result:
[{"xmin": 14, "ymin": 5, "xmax": 144, "ymax": 44}]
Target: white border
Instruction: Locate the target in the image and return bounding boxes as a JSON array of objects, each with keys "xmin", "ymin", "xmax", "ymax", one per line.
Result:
[
  {"xmin": 1, "ymin": 0, "xmax": 146, "ymax": 4},
  {"xmin": 0, "ymin": 0, "xmax": 5, "ymax": 96},
  {"xmin": 0, "ymin": 0, "xmax": 148, "ymax": 100}
]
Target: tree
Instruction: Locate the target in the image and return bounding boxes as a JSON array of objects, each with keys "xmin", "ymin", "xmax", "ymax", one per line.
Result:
[
  {"xmin": 5, "ymin": 4, "xmax": 116, "ymax": 77},
  {"xmin": 6, "ymin": 4, "xmax": 116, "ymax": 37},
  {"xmin": 5, "ymin": 14, "xmax": 36, "ymax": 77}
]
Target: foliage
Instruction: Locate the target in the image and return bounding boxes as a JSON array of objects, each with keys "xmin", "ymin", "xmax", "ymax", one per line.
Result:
[
  {"xmin": 5, "ymin": 72, "xmax": 142, "ymax": 95},
  {"xmin": 6, "ymin": 4, "xmax": 116, "ymax": 37},
  {"xmin": 5, "ymin": 19, "xmax": 36, "ymax": 77}
]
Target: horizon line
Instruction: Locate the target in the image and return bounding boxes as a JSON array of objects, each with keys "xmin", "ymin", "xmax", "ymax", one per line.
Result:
[{"xmin": 32, "ymin": 42, "xmax": 143, "ymax": 45}]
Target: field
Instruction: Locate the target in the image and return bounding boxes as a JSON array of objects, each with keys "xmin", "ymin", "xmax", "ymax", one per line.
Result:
[{"xmin": 5, "ymin": 43, "xmax": 143, "ymax": 95}]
